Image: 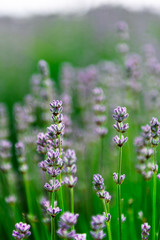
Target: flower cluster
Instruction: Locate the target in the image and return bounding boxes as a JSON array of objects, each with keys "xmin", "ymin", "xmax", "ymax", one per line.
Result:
[
  {"xmin": 113, "ymin": 172, "xmax": 125, "ymax": 185},
  {"xmin": 141, "ymin": 222, "xmax": 151, "ymax": 240},
  {"xmin": 93, "ymin": 88, "xmax": 108, "ymax": 138},
  {"xmin": 37, "ymin": 100, "xmax": 65, "ymax": 218},
  {"xmin": 63, "ymin": 149, "xmax": 78, "ymax": 188},
  {"xmin": 135, "ymin": 120, "xmax": 159, "ymax": 180},
  {"xmin": 93, "ymin": 174, "xmax": 111, "ymax": 203},
  {"xmin": 12, "ymin": 222, "xmax": 31, "ymax": 240},
  {"xmin": 150, "ymin": 117, "xmax": 160, "ymax": 147},
  {"xmin": 57, "ymin": 212, "xmax": 79, "ymax": 239},
  {"xmin": 113, "ymin": 106, "xmax": 129, "ymax": 148},
  {"xmin": 90, "ymin": 214, "xmax": 106, "ymax": 240}
]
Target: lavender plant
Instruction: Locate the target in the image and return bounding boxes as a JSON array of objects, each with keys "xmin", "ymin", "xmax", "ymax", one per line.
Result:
[{"xmin": 113, "ymin": 106, "xmax": 129, "ymax": 240}]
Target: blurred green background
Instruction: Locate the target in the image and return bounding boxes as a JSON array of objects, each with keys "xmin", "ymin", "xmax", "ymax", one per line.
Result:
[{"xmin": 0, "ymin": 6, "xmax": 160, "ymax": 111}]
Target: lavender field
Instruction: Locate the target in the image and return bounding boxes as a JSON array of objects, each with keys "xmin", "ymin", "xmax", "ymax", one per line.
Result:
[{"xmin": 1, "ymin": 6, "xmax": 160, "ymax": 240}]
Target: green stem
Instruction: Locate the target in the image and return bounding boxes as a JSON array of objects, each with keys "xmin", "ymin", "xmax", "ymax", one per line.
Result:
[
  {"xmin": 23, "ymin": 174, "xmax": 39, "ymax": 240},
  {"xmin": 102, "ymin": 200, "xmax": 112, "ymax": 240},
  {"xmin": 51, "ymin": 178, "xmax": 55, "ymax": 240},
  {"xmin": 152, "ymin": 148, "xmax": 157, "ymax": 240},
  {"xmin": 118, "ymin": 133, "xmax": 122, "ymax": 240},
  {"xmin": 58, "ymin": 135, "xmax": 64, "ymax": 212},
  {"xmin": 70, "ymin": 187, "xmax": 74, "ymax": 231}
]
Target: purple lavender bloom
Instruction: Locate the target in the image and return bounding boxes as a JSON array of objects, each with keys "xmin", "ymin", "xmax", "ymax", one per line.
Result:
[
  {"xmin": 74, "ymin": 234, "xmax": 86, "ymax": 240},
  {"xmin": 12, "ymin": 222, "xmax": 31, "ymax": 240},
  {"xmin": 47, "ymin": 149, "xmax": 59, "ymax": 161},
  {"xmin": 150, "ymin": 117, "xmax": 160, "ymax": 146},
  {"xmin": 50, "ymin": 100, "xmax": 63, "ymax": 116},
  {"xmin": 57, "ymin": 228, "xmax": 76, "ymax": 239},
  {"xmin": 63, "ymin": 164, "xmax": 77, "ymax": 175},
  {"xmin": 113, "ymin": 135, "xmax": 128, "ymax": 147},
  {"xmin": 64, "ymin": 149, "xmax": 77, "ymax": 166},
  {"xmin": 64, "ymin": 176, "xmax": 78, "ymax": 188},
  {"xmin": 40, "ymin": 198, "xmax": 50, "ymax": 209},
  {"xmin": 47, "ymin": 167, "xmax": 61, "ymax": 177},
  {"xmin": 12, "ymin": 230, "xmax": 25, "ymax": 240},
  {"xmin": 47, "ymin": 124, "xmax": 65, "ymax": 137},
  {"xmin": 37, "ymin": 132, "xmax": 47, "ymax": 154},
  {"xmin": 51, "ymin": 179, "xmax": 61, "ymax": 191},
  {"xmin": 15, "ymin": 222, "xmax": 30, "ymax": 233},
  {"xmin": 113, "ymin": 172, "xmax": 125, "ymax": 185},
  {"xmin": 113, "ymin": 106, "xmax": 129, "ymax": 123},
  {"xmin": 39, "ymin": 161, "xmax": 47, "ymax": 171},
  {"xmin": 92, "ymin": 174, "xmax": 104, "ymax": 192},
  {"xmin": 90, "ymin": 230, "xmax": 106, "ymax": 240},
  {"xmin": 47, "ymin": 201, "xmax": 61, "ymax": 217},
  {"xmin": 91, "ymin": 215, "xmax": 106, "ymax": 230},
  {"xmin": 90, "ymin": 214, "xmax": 106, "ymax": 240},
  {"xmin": 59, "ymin": 212, "xmax": 79, "ymax": 229},
  {"xmin": 113, "ymin": 122, "xmax": 129, "ymax": 133},
  {"xmin": 141, "ymin": 222, "xmax": 151, "ymax": 240},
  {"xmin": 44, "ymin": 182, "xmax": 53, "ymax": 192},
  {"xmin": 97, "ymin": 191, "xmax": 111, "ymax": 203},
  {"xmin": 52, "ymin": 113, "xmax": 63, "ymax": 124}
]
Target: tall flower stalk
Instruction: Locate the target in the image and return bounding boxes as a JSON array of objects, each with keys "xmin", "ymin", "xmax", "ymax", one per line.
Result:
[
  {"xmin": 113, "ymin": 106, "xmax": 129, "ymax": 240},
  {"xmin": 150, "ymin": 117, "xmax": 160, "ymax": 240},
  {"xmin": 63, "ymin": 149, "xmax": 78, "ymax": 229},
  {"xmin": 92, "ymin": 174, "xmax": 112, "ymax": 240}
]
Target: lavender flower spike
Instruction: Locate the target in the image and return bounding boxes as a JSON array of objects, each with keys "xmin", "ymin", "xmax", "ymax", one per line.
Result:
[
  {"xmin": 113, "ymin": 135, "xmax": 128, "ymax": 147},
  {"xmin": 74, "ymin": 234, "xmax": 86, "ymax": 240},
  {"xmin": 141, "ymin": 222, "xmax": 151, "ymax": 240},
  {"xmin": 12, "ymin": 222, "xmax": 31, "ymax": 240},
  {"xmin": 113, "ymin": 106, "xmax": 129, "ymax": 123}
]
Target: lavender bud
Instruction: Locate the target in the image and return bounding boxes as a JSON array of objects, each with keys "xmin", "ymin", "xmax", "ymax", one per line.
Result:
[
  {"xmin": 64, "ymin": 176, "xmax": 78, "ymax": 188},
  {"xmin": 64, "ymin": 149, "xmax": 77, "ymax": 166},
  {"xmin": 37, "ymin": 132, "xmax": 47, "ymax": 154},
  {"xmin": 47, "ymin": 201, "xmax": 61, "ymax": 217},
  {"xmin": 113, "ymin": 172, "xmax": 125, "ymax": 185},
  {"xmin": 113, "ymin": 135, "xmax": 128, "ymax": 147},
  {"xmin": 39, "ymin": 161, "xmax": 47, "ymax": 171},
  {"xmin": 141, "ymin": 222, "xmax": 151, "ymax": 240},
  {"xmin": 74, "ymin": 234, "xmax": 86, "ymax": 240},
  {"xmin": 12, "ymin": 222, "xmax": 31, "ymax": 240},
  {"xmin": 47, "ymin": 167, "xmax": 61, "ymax": 177},
  {"xmin": 103, "ymin": 213, "xmax": 111, "ymax": 223},
  {"xmin": 44, "ymin": 182, "xmax": 53, "ymax": 192},
  {"xmin": 113, "ymin": 106, "xmax": 129, "ymax": 123},
  {"xmin": 113, "ymin": 122, "xmax": 129, "ymax": 133},
  {"xmin": 50, "ymin": 100, "xmax": 63, "ymax": 116},
  {"xmin": 93, "ymin": 174, "xmax": 104, "ymax": 192}
]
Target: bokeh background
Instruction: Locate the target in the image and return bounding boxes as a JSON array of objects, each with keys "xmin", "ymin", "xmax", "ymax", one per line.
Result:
[{"xmin": 1, "ymin": 1, "xmax": 160, "ymax": 240}]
